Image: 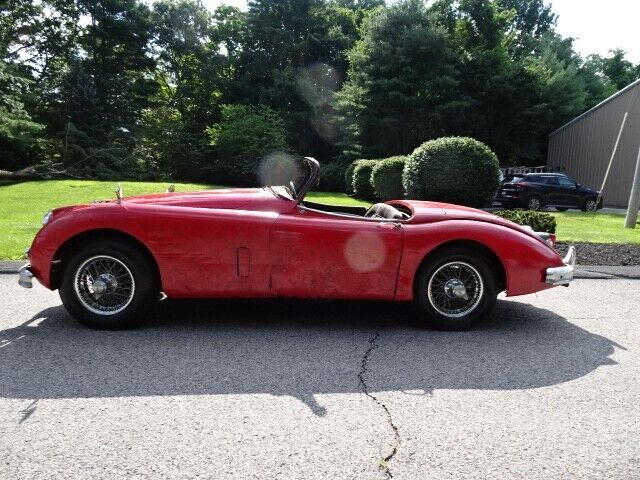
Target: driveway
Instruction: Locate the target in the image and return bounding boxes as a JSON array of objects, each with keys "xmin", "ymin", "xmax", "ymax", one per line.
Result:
[{"xmin": 0, "ymin": 276, "xmax": 638, "ymax": 479}]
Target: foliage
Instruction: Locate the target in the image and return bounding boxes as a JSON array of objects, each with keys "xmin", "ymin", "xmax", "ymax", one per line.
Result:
[
  {"xmin": 371, "ymin": 156, "xmax": 406, "ymax": 201},
  {"xmin": 352, "ymin": 159, "xmax": 378, "ymax": 201},
  {"xmin": 317, "ymin": 159, "xmax": 350, "ymax": 192},
  {"xmin": 344, "ymin": 159, "xmax": 360, "ymax": 195},
  {"xmin": 207, "ymin": 104, "xmax": 288, "ymax": 185},
  {"xmin": 0, "ymin": 59, "xmax": 44, "ymax": 169},
  {"xmin": 335, "ymin": 0, "xmax": 466, "ymax": 159},
  {"xmin": 403, "ymin": 136, "xmax": 500, "ymax": 208},
  {"xmin": 494, "ymin": 210, "xmax": 556, "ymax": 234},
  {"xmin": 1, "ymin": 0, "xmax": 639, "ymax": 181}
]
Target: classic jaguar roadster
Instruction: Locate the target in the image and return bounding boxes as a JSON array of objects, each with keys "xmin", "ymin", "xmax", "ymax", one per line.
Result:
[{"xmin": 18, "ymin": 157, "xmax": 575, "ymax": 330}]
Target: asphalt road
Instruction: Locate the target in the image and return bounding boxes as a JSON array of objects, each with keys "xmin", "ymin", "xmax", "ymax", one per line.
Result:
[{"xmin": 1, "ymin": 275, "xmax": 638, "ymax": 479}]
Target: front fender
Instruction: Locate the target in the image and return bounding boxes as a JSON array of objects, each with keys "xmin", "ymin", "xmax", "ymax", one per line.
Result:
[
  {"xmin": 28, "ymin": 203, "xmax": 149, "ymax": 290},
  {"xmin": 395, "ymin": 220, "xmax": 564, "ymax": 301}
]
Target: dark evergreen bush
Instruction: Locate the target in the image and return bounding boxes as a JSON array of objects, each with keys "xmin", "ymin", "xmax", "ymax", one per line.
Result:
[
  {"xmin": 317, "ymin": 160, "xmax": 349, "ymax": 192},
  {"xmin": 371, "ymin": 156, "xmax": 406, "ymax": 201},
  {"xmin": 403, "ymin": 137, "xmax": 500, "ymax": 208}
]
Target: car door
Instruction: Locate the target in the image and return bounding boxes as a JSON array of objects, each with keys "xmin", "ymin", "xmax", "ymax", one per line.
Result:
[
  {"xmin": 540, "ymin": 175, "xmax": 563, "ymax": 205},
  {"xmin": 556, "ymin": 176, "xmax": 579, "ymax": 206},
  {"xmin": 524, "ymin": 175, "xmax": 552, "ymax": 204},
  {"xmin": 128, "ymin": 205, "xmax": 278, "ymax": 298},
  {"xmin": 269, "ymin": 206, "xmax": 404, "ymax": 299}
]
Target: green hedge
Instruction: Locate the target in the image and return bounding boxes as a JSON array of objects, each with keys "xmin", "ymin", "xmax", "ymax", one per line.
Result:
[
  {"xmin": 494, "ymin": 210, "xmax": 556, "ymax": 233},
  {"xmin": 403, "ymin": 136, "xmax": 500, "ymax": 208},
  {"xmin": 371, "ymin": 156, "xmax": 406, "ymax": 201},
  {"xmin": 352, "ymin": 159, "xmax": 378, "ymax": 201}
]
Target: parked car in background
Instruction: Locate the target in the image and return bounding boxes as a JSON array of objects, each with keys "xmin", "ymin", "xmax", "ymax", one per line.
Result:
[{"xmin": 495, "ymin": 173, "xmax": 602, "ymax": 212}]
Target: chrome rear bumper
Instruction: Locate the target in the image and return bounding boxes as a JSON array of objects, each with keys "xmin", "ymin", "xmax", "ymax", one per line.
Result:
[
  {"xmin": 545, "ymin": 246, "xmax": 576, "ymax": 286},
  {"xmin": 18, "ymin": 264, "xmax": 34, "ymax": 288}
]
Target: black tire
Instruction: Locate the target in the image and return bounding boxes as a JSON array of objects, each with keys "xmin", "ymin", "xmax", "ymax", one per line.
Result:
[
  {"xmin": 526, "ymin": 195, "xmax": 543, "ymax": 211},
  {"xmin": 555, "ymin": 207, "xmax": 569, "ymax": 212},
  {"xmin": 581, "ymin": 198, "xmax": 598, "ymax": 212},
  {"xmin": 59, "ymin": 239, "xmax": 158, "ymax": 329},
  {"xmin": 415, "ymin": 247, "xmax": 497, "ymax": 331}
]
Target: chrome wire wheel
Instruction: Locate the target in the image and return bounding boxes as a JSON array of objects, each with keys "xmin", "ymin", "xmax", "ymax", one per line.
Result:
[
  {"xmin": 585, "ymin": 199, "xmax": 597, "ymax": 212},
  {"xmin": 73, "ymin": 255, "xmax": 136, "ymax": 315},
  {"xmin": 427, "ymin": 261, "xmax": 484, "ymax": 318}
]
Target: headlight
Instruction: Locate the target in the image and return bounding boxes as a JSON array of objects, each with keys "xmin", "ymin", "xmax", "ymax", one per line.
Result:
[{"xmin": 42, "ymin": 210, "xmax": 53, "ymax": 225}]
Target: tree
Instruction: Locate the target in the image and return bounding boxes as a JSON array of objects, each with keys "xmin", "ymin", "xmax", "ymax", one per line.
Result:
[
  {"xmin": 496, "ymin": 0, "xmax": 556, "ymax": 57},
  {"xmin": 75, "ymin": 0, "xmax": 157, "ymax": 146},
  {"xmin": 593, "ymin": 49, "xmax": 640, "ymax": 91},
  {"xmin": 207, "ymin": 104, "xmax": 288, "ymax": 185},
  {"xmin": 232, "ymin": 0, "xmax": 381, "ymax": 159},
  {"xmin": 335, "ymin": 0, "xmax": 467, "ymax": 159},
  {"xmin": 0, "ymin": 59, "xmax": 44, "ymax": 170}
]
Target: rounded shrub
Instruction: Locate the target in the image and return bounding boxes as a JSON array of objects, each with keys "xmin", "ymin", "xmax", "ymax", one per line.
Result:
[
  {"xmin": 403, "ymin": 137, "xmax": 500, "ymax": 208},
  {"xmin": 318, "ymin": 160, "xmax": 349, "ymax": 192},
  {"xmin": 352, "ymin": 159, "xmax": 378, "ymax": 201},
  {"xmin": 344, "ymin": 160, "xmax": 360, "ymax": 195},
  {"xmin": 371, "ymin": 156, "xmax": 406, "ymax": 201}
]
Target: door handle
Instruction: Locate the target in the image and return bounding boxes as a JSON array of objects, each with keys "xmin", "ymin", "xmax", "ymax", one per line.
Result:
[{"xmin": 377, "ymin": 222, "xmax": 402, "ymax": 230}]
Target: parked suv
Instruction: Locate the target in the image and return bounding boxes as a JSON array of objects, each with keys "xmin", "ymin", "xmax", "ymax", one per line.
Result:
[{"xmin": 496, "ymin": 173, "xmax": 602, "ymax": 212}]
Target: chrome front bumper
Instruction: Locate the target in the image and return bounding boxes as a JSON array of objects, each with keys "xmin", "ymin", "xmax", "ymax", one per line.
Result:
[
  {"xmin": 18, "ymin": 264, "xmax": 34, "ymax": 288},
  {"xmin": 545, "ymin": 246, "xmax": 576, "ymax": 286}
]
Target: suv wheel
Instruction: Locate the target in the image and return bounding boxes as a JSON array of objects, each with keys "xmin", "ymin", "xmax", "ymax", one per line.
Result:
[
  {"xmin": 526, "ymin": 195, "xmax": 543, "ymax": 211},
  {"xmin": 581, "ymin": 198, "xmax": 597, "ymax": 212}
]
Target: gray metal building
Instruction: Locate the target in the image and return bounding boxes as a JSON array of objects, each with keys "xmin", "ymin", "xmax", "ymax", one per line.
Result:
[{"xmin": 547, "ymin": 78, "xmax": 640, "ymax": 207}]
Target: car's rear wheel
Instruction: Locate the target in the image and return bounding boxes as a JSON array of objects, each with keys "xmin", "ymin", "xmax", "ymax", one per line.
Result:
[
  {"xmin": 59, "ymin": 240, "xmax": 158, "ymax": 329},
  {"xmin": 415, "ymin": 247, "xmax": 497, "ymax": 331},
  {"xmin": 581, "ymin": 198, "xmax": 598, "ymax": 212},
  {"xmin": 526, "ymin": 195, "xmax": 543, "ymax": 211},
  {"xmin": 555, "ymin": 207, "xmax": 569, "ymax": 212}
]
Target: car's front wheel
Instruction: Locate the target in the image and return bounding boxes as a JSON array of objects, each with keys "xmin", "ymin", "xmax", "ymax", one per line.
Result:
[
  {"xmin": 581, "ymin": 198, "xmax": 598, "ymax": 212},
  {"xmin": 59, "ymin": 240, "xmax": 158, "ymax": 329},
  {"xmin": 415, "ymin": 247, "xmax": 497, "ymax": 331}
]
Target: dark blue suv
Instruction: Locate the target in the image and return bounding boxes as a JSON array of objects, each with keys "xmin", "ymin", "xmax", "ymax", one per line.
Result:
[{"xmin": 496, "ymin": 173, "xmax": 602, "ymax": 212}]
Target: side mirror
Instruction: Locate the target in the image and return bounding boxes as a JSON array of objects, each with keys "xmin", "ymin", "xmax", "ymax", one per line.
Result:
[{"xmin": 575, "ymin": 184, "xmax": 580, "ymax": 189}]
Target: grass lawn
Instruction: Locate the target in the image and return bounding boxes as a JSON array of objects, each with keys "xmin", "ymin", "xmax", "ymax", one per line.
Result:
[
  {"xmin": 550, "ymin": 211, "xmax": 640, "ymax": 244},
  {"xmin": 0, "ymin": 180, "xmax": 369, "ymax": 260}
]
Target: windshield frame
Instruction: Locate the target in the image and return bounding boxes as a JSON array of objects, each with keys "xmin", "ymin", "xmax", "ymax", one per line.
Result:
[{"xmin": 266, "ymin": 157, "xmax": 319, "ymax": 205}]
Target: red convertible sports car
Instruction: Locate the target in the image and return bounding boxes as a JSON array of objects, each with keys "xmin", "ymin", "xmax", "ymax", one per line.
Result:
[{"xmin": 18, "ymin": 157, "xmax": 575, "ymax": 330}]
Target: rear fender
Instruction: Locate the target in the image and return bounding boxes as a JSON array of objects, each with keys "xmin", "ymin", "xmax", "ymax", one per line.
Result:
[{"xmin": 395, "ymin": 220, "xmax": 564, "ymax": 300}]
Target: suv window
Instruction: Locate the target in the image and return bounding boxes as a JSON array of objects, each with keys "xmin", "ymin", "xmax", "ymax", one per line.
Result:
[
  {"xmin": 540, "ymin": 176, "xmax": 559, "ymax": 185},
  {"xmin": 558, "ymin": 177, "xmax": 576, "ymax": 188}
]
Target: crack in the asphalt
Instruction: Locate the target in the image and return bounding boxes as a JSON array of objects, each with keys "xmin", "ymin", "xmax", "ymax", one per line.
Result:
[
  {"xmin": 18, "ymin": 399, "xmax": 38, "ymax": 424},
  {"xmin": 358, "ymin": 329, "xmax": 400, "ymax": 479}
]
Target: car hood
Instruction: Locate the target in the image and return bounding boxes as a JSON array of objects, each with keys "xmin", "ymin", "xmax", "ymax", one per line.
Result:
[
  {"xmin": 120, "ymin": 187, "xmax": 291, "ymax": 212},
  {"xmin": 579, "ymin": 185, "xmax": 599, "ymax": 194}
]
